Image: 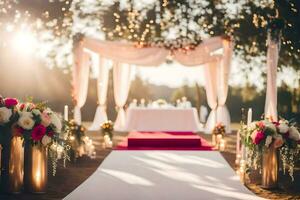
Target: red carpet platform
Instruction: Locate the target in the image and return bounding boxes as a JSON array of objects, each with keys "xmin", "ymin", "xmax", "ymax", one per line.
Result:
[{"xmin": 115, "ymin": 132, "xmax": 213, "ymax": 151}]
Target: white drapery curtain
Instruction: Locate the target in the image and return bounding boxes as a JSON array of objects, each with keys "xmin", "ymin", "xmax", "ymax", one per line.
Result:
[
  {"xmin": 73, "ymin": 36, "xmax": 233, "ymax": 131},
  {"xmin": 204, "ymin": 62, "xmax": 218, "ymax": 133},
  {"xmin": 216, "ymin": 40, "xmax": 233, "ymax": 133},
  {"xmin": 113, "ymin": 62, "xmax": 132, "ymax": 131},
  {"xmin": 89, "ymin": 57, "xmax": 110, "ymax": 130},
  {"xmin": 73, "ymin": 44, "xmax": 91, "ymax": 124},
  {"xmin": 265, "ymin": 35, "xmax": 279, "ymax": 121}
]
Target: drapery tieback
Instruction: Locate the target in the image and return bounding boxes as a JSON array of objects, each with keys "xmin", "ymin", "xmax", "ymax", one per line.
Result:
[{"xmin": 115, "ymin": 106, "xmax": 124, "ymax": 111}]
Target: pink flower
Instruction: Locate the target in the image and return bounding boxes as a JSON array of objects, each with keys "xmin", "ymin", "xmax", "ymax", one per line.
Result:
[
  {"xmin": 19, "ymin": 103, "xmax": 25, "ymax": 111},
  {"xmin": 256, "ymin": 121, "xmax": 265, "ymax": 129},
  {"xmin": 251, "ymin": 130, "xmax": 265, "ymax": 145},
  {"xmin": 272, "ymin": 121, "xmax": 280, "ymax": 127},
  {"xmin": 31, "ymin": 124, "xmax": 46, "ymax": 141},
  {"xmin": 273, "ymin": 136, "xmax": 284, "ymax": 148},
  {"xmin": 41, "ymin": 111, "xmax": 51, "ymax": 127},
  {"xmin": 4, "ymin": 98, "xmax": 18, "ymax": 108}
]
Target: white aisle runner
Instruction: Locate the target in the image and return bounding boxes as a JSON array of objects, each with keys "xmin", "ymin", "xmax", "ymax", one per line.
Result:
[{"xmin": 64, "ymin": 151, "xmax": 264, "ymax": 200}]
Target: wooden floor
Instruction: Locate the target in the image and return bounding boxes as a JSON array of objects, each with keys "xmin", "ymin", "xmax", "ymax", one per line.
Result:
[{"xmin": 0, "ymin": 131, "xmax": 300, "ymax": 200}]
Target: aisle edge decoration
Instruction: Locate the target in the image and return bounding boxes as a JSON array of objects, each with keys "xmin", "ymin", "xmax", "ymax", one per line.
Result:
[
  {"xmin": 63, "ymin": 119, "xmax": 96, "ymax": 161},
  {"xmin": 101, "ymin": 120, "xmax": 114, "ymax": 149},
  {"xmin": 244, "ymin": 118, "xmax": 300, "ymax": 188}
]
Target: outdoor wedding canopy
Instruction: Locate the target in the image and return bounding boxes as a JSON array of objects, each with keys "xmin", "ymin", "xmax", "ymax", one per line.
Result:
[{"xmin": 73, "ymin": 36, "xmax": 234, "ymax": 133}]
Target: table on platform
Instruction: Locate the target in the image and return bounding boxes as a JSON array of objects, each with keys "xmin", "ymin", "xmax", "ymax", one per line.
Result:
[{"xmin": 125, "ymin": 107, "xmax": 201, "ymax": 132}]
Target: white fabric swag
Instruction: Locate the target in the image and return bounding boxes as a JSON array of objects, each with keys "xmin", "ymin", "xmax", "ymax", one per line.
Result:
[
  {"xmin": 265, "ymin": 35, "xmax": 279, "ymax": 121},
  {"xmin": 73, "ymin": 36, "xmax": 233, "ymax": 132}
]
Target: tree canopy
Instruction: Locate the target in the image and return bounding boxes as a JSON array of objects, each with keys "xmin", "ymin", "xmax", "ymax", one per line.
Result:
[{"xmin": 0, "ymin": 0, "xmax": 299, "ymax": 70}]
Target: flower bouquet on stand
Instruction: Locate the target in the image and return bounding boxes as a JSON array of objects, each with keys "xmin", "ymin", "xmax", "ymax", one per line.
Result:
[
  {"xmin": 15, "ymin": 101, "xmax": 68, "ymax": 193},
  {"xmin": 0, "ymin": 96, "xmax": 22, "ymax": 194},
  {"xmin": 101, "ymin": 120, "xmax": 114, "ymax": 149},
  {"xmin": 212, "ymin": 123, "xmax": 226, "ymax": 150},
  {"xmin": 63, "ymin": 120, "xmax": 96, "ymax": 162},
  {"xmin": 245, "ymin": 119, "xmax": 300, "ymax": 189}
]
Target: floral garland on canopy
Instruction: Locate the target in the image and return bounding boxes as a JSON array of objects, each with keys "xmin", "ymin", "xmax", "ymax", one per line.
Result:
[{"xmin": 245, "ymin": 119, "xmax": 300, "ymax": 180}]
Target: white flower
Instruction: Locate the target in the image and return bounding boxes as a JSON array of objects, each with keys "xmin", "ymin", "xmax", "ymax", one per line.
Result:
[
  {"xmin": 32, "ymin": 109, "xmax": 41, "ymax": 116},
  {"xmin": 265, "ymin": 122, "xmax": 276, "ymax": 132},
  {"xmin": 41, "ymin": 135, "xmax": 52, "ymax": 146},
  {"xmin": 0, "ymin": 107, "xmax": 12, "ymax": 124},
  {"xmin": 18, "ymin": 112, "xmax": 35, "ymax": 130},
  {"xmin": 288, "ymin": 126, "xmax": 300, "ymax": 141},
  {"xmin": 265, "ymin": 135, "xmax": 273, "ymax": 147},
  {"xmin": 249, "ymin": 122, "xmax": 257, "ymax": 130},
  {"xmin": 278, "ymin": 123, "xmax": 289, "ymax": 134},
  {"xmin": 50, "ymin": 113, "xmax": 62, "ymax": 133}
]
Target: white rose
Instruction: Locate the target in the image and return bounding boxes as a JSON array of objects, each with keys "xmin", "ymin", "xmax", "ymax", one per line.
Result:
[
  {"xmin": 0, "ymin": 107, "xmax": 12, "ymax": 124},
  {"xmin": 249, "ymin": 122, "xmax": 257, "ymax": 130},
  {"xmin": 265, "ymin": 135, "xmax": 273, "ymax": 147},
  {"xmin": 50, "ymin": 113, "xmax": 62, "ymax": 133},
  {"xmin": 41, "ymin": 135, "xmax": 52, "ymax": 146},
  {"xmin": 18, "ymin": 112, "xmax": 35, "ymax": 130},
  {"xmin": 278, "ymin": 123, "xmax": 289, "ymax": 134},
  {"xmin": 32, "ymin": 109, "xmax": 41, "ymax": 116},
  {"xmin": 288, "ymin": 126, "xmax": 300, "ymax": 141}
]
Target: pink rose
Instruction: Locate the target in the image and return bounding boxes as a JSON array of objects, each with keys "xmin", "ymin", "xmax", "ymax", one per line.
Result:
[
  {"xmin": 31, "ymin": 124, "xmax": 46, "ymax": 141},
  {"xmin": 41, "ymin": 111, "xmax": 51, "ymax": 127},
  {"xmin": 4, "ymin": 98, "xmax": 18, "ymax": 108},
  {"xmin": 19, "ymin": 103, "xmax": 25, "ymax": 111},
  {"xmin": 273, "ymin": 136, "xmax": 284, "ymax": 148},
  {"xmin": 251, "ymin": 130, "xmax": 265, "ymax": 145},
  {"xmin": 257, "ymin": 121, "xmax": 265, "ymax": 129},
  {"xmin": 272, "ymin": 121, "xmax": 280, "ymax": 127},
  {"xmin": 251, "ymin": 131, "xmax": 258, "ymax": 143}
]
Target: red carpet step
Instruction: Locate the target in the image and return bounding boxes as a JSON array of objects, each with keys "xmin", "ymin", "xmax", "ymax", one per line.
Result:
[
  {"xmin": 115, "ymin": 132, "xmax": 213, "ymax": 151},
  {"xmin": 128, "ymin": 132, "xmax": 201, "ymax": 148}
]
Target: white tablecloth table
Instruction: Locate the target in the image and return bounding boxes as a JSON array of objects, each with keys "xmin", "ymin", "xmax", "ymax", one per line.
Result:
[{"xmin": 125, "ymin": 108, "xmax": 201, "ymax": 132}]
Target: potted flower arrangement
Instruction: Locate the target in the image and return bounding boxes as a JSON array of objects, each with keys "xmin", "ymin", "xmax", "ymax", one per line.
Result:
[
  {"xmin": 0, "ymin": 96, "xmax": 22, "ymax": 193},
  {"xmin": 15, "ymin": 101, "xmax": 66, "ymax": 193},
  {"xmin": 212, "ymin": 123, "xmax": 226, "ymax": 147},
  {"xmin": 63, "ymin": 120, "xmax": 96, "ymax": 162},
  {"xmin": 101, "ymin": 120, "xmax": 114, "ymax": 148},
  {"xmin": 245, "ymin": 119, "xmax": 300, "ymax": 189}
]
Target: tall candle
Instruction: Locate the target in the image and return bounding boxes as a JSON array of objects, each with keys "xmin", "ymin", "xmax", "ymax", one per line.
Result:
[
  {"xmin": 64, "ymin": 105, "xmax": 68, "ymax": 121},
  {"xmin": 247, "ymin": 108, "xmax": 252, "ymax": 127}
]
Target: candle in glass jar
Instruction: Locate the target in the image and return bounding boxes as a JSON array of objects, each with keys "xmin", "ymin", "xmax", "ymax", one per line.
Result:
[
  {"xmin": 219, "ymin": 139, "xmax": 226, "ymax": 151},
  {"xmin": 64, "ymin": 105, "xmax": 68, "ymax": 121},
  {"xmin": 216, "ymin": 134, "xmax": 223, "ymax": 144}
]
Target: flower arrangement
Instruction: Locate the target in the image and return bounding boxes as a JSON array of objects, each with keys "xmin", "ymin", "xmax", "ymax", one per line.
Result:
[
  {"xmin": 63, "ymin": 120, "xmax": 96, "ymax": 160},
  {"xmin": 245, "ymin": 119, "xmax": 300, "ymax": 180},
  {"xmin": 15, "ymin": 101, "xmax": 68, "ymax": 176},
  {"xmin": 0, "ymin": 96, "xmax": 19, "ymax": 143},
  {"xmin": 101, "ymin": 120, "xmax": 114, "ymax": 140},
  {"xmin": 155, "ymin": 99, "xmax": 167, "ymax": 106},
  {"xmin": 101, "ymin": 120, "xmax": 114, "ymax": 148},
  {"xmin": 15, "ymin": 102, "xmax": 62, "ymax": 145},
  {"xmin": 212, "ymin": 123, "xmax": 226, "ymax": 137}
]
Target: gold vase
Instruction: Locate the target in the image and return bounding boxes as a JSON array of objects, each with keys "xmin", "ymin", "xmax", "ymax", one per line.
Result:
[
  {"xmin": 0, "ymin": 136, "xmax": 24, "ymax": 193},
  {"xmin": 261, "ymin": 146, "xmax": 278, "ymax": 189},
  {"xmin": 24, "ymin": 143, "xmax": 48, "ymax": 193}
]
